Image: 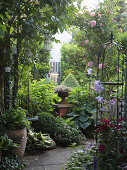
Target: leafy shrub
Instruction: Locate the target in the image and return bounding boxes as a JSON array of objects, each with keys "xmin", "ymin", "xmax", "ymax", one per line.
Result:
[
  {"xmin": 53, "ymin": 117, "xmax": 83, "ymax": 146},
  {"xmin": 0, "ymin": 107, "xmax": 30, "ymax": 130},
  {"xmin": 66, "ymin": 87, "xmax": 96, "ymax": 131},
  {"xmin": 0, "ymin": 134, "xmax": 18, "ymax": 151},
  {"xmin": 18, "ymin": 79, "xmax": 61, "ymax": 115},
  {"xmin": 32, "ymin": 112, "xmax": 56, "ymax": 137},
  {"xmin": 26, "ymin": 129, "xmax": 53, "ymax": 153},
  {"xmin": 61, "ymin": 74, "xmax": 80, "ymax": 88},
  {"xmin": 0, "ymin": 154, "xmax": 27, "ymax": 170}
]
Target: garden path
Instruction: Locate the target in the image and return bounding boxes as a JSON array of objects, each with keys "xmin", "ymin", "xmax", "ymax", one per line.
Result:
[{"xmin": 23, "ymin": 139, "xmax": 95, "ymax": 170}]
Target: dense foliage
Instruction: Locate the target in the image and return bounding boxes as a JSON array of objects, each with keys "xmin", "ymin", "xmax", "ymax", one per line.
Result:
[
  {"xmin": 18, "ymin": 79, "xmax": 61, "ymax": 115},
  {"xmin": 60, "ymin": 0, "xmax": 126, "ymax": 85},
  {"xmin": 26, "ymin": 130, "xmax": 53, "ymax": 154},
  {"xmin": 53, "ymin": 117, "xmax": 83, "ymax": 146},
  {"xmin": 0, "ymin": 107, "xmax": 30, "ymax": 130},
  {"xmin": 0, "ymin": 154, "xmax": 27, "ymax": 170},
  {"xmin": 66, "ymin": 87, "xmax": 96, "ymax": 131},
  {"xmin": 32, "ymin": 112, "xmax": 56, "ymax": 137}
]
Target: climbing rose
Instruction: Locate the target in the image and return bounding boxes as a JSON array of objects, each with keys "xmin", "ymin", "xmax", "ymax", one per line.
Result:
[
  {"xmin": 98, "ymin": 14, "xmax": 101, "ymax": 17},
  {"xmin": 100, "ymin": 23, "xmax": 103, "ymax": 26},
  {"xmin": 87, "ymin": 68, "xmax": 92, "ymax": 75},
  {"xmin": 90, "ymin": 12, "xmax": 95, "ymax": 17},
  {"xmin": 85, "ymin": 9, "xmax": 90, "ymax": 13},
  {"xmin": 90, "ymin": 86, "xmax": 95, "ymax": 90},
  {"xmin": 85, "ymin": 40, "xmax": 89, "ymax": 44},
  {"xmin": 88, "ymin": 61, "xmax": 93, "ymax": 67},
  {"xmin": 98, "ymin": 63, "xmax": 105, "ymax": 69},
  {"xmin": 91, "ymin": 20, "xmax": 96, "ymax": 27}
]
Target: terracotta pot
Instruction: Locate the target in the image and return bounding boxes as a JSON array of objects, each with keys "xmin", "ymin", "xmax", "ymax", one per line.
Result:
[{"xmin": 6, "ymin": 127, "xmax": 27, "ymax": 157}]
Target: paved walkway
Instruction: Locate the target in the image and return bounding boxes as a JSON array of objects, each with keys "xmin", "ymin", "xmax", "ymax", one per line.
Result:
[{"xmin": 23, "ymin": 140, "xmax": 94, "ymax": 170}]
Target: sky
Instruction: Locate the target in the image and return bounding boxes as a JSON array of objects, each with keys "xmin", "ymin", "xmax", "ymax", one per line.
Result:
[{"xmin": 50, "ymin": 0, "xmax": 104, "ymax": 62}]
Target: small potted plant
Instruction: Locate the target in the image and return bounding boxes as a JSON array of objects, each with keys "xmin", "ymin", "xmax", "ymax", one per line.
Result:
[{"xmin": 0, "ymin": 107, "xmax": 30, "ymax": 157}]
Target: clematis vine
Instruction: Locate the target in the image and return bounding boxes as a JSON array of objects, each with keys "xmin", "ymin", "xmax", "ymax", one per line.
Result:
[
  {"xmin": 87, "ymin": 68, "xmax": 92, "ymax": 75},
  {"xmin": 96, "ymin": 96, "xmax": 104, "ymax": 103},
  {"xmin": 94, "ymin": 80, "xmax": 104, "ymax": 93}
]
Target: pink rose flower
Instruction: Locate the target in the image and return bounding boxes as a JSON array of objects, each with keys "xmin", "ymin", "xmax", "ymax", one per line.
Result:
[
  {"xmin": 85, "ymin": 9, "xmax": 90, "ymax": 13},
  {"xmin": 100, "ymin": 23, "xmax": 103, "ymax": 26},
  {"xmin": 91, "ymin": 20, "xmax": 96, "ymax": 27},
  {"xmin": 85, "ymin": 40, "xmax": 89, "ymax": 44},
  {"xmin": 116, "ymin": 68, "xmax": 119, "ymax": 72},
  {"xmin": 90, "ymin": 86, "xmax": 95, "ymax": 90},
  {"xmin": 97, "ymin": 12, "xmax": 99, "ymax": 14},
  {"xmin": 88, "ymin": 61, "xmax": 93, "ymax": 67},
  {"xmin": 90, "ymin": 12, "xmax": 95, "ymax": 17},
  {"xmin": 98, "ymin": 63, "xmax": 105, "ymax": 69},
  {"xmin": 98, "ymin": 14, "xmax": 101, "ymax": 17}
]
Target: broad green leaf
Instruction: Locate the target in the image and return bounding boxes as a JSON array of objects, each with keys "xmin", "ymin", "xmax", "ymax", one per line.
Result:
[{"xmin": 79, "ymin": 115, "xmax": 88, "ymax": 122}]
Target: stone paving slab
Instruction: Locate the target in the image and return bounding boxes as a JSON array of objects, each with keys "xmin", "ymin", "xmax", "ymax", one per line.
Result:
[{"xmin": 23, "ymin": 140, "xmax": 95, "ymax": 170}]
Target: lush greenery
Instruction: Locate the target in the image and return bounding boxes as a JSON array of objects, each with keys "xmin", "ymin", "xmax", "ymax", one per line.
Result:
[
  {"xmin": 61, "ymin": 74, "xmax": 80, "ymax": 88},
  {"xmin": 0, "ymin": 154, "xmax": 27, "ymax": 170},
  {"xmin": 65, "ymin": 118, "xmax": 127, "ymax": 169},
  {"xmin": 0, "ymin": 107, "xmax": 30, "ymax": 130},
  {"xmin": 60, "ymin": 0, "xmax": 126, "ymax": 85},
  {"xmin": 32, "ymin": 112, "xmax": 56, "ymax": 137},
  {"xmin": 66, "ymin": 87, "xmax": 96, "ymax": 131},
  {"xmin": 26, "ymin": 129, "xmax": 53, "ymax": 154},
  {"xmin": 18, "ymin": 79, "xmax": 61, "ymax": 115},
  {"xmin": 0, "ymin": 134, "xmax": 18, "ymax": 151},
  {"xmin": 53, "ymin": 117, "xmax": 84, "ymax": 146}
]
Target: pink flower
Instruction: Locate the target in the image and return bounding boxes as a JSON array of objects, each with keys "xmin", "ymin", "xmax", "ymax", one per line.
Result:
[
  {"xmin": 98, "ymin": 64, "xmax": 106, "ymax": 69},
  {"xmin": 85, "ymin": 9, "xmax": 90, "ymax": 13},
  {"xmin": 85, "ymin": 40, "xmax": 89, "ymax": 44},
  {"xmin": 116, "ymin": 68, "xmax": 119, "ymax": 72},
  {"xmin": 90, "ymin": 12, "xmax": 95, "ymax": 17},
  {"xmin": 88, "ymin": 61, "xmax": 93, "ymax": 67},
  {"xmin": 98, "ymin": 14, "xmax": 101, "ymax": 17},
  {"xmin": 119, "ymin": 28, "xmax": 123, "ymax": 32},
  {"xmin": 98, "ymin": 19, "xmax": 101, "ymax": 22},
  {"xmin": 97, "ymin": 12, "xmax": 99, "ymax": 14},
  {"xmin": 90, "ymin": 86, "xmax": 95, "ymax": 90},
  {"xmin": 91, "ymin": 20, "xmax": 96, "ymax": 27},
  {"xmin": 100, "ymin": 23, "xmax": 103, "ymax": 26}
]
